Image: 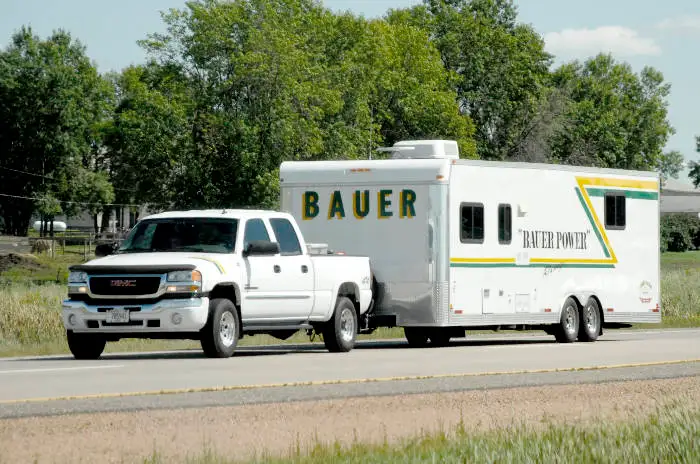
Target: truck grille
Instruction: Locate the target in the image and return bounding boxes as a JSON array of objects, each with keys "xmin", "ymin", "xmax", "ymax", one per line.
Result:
[{"xmin": 89, "ymin": 276, "xmax": 162, "ymax": 296}]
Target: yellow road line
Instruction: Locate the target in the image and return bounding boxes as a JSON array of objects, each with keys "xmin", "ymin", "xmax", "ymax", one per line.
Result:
[{"xmin": 1, "ymin": 358, "xmax": 698, "ymax": 405}]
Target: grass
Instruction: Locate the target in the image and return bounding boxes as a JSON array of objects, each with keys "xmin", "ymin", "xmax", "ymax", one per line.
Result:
[
  {"xmin": 1, "ymin": 251, "xmax": 700, "ymax": 357},
  {"xmin": 141, "ymin": 401, "xmax": 700, "ymax": 464}
]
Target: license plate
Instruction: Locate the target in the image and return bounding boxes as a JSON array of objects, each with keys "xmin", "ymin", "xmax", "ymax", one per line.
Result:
[{"xmin": 106, "ymin": 309, "xmax": 130, "ymax": 323}]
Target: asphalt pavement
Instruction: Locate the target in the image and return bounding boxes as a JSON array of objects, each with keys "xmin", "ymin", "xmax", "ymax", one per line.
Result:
[{"xmin": 0, "ymin": 328, "xmax": 698, "ymax": 418}]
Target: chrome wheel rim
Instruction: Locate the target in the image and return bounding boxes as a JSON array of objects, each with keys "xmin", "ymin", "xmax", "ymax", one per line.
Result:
[
  {"xmin": 339, "ymin": 307, "xmax": 355, "ymax": 343},
  {"xmin": 584, "ymin": 305, "xmax": 598, "ymax": 333},
  {"xmin": 563, "ymin": 305, "xmax": 577, "ymax": 335},
  {"xmin": 219, "ymin": 311, "xmax": 236, "ymax": 347}
]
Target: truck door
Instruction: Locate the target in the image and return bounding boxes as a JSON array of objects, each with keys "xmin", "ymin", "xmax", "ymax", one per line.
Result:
[
  {"xmin": 241, "ymin": 218, "xmax": 279, "ymax": 320},
  {"xmin": 268, "ymin": 217, "xmax": 314, "ymax": 319}
]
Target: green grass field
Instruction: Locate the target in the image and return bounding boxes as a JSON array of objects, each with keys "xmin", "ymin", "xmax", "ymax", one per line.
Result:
[
  {"xmin": 1, "ymin": 251, "xmax": 699, "ymax": 357},
  {"xmin": 142, "ymin": 401, "xmax": 699, "ymax": 464}
]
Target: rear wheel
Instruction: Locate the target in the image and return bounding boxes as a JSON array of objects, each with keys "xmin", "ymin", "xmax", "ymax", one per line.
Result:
[
  {"xmin": 579, "ymin": 297, "xmax": 602, "ymax": 342},
  {"xmin": 66, "ymin": 331, "xmax": 106, "ymax": 360},
  {"xmin": 555, "ymin": 297, "xmax": 580, "ymax": 343},
  {"xmin": 323, "ymin": 296, "xmax": 357, "ymax": 353},
  {"xmin": 200, "ymin": 298, "xmax": 239, "ymax": 358},
  {"xmin": 404, "ymin": 327, "xmax": 429, "ymax": 348}
]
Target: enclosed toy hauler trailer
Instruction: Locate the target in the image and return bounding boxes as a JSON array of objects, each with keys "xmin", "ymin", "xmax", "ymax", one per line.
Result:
[{"xmin": 279, "ymin": 140, "xmax": 661, "ymax": 346}]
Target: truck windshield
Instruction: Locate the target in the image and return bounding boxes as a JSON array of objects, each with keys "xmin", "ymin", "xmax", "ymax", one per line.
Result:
[{"xmin": 117, "ymin": 218, "xmax": 239, "ymax": 254}]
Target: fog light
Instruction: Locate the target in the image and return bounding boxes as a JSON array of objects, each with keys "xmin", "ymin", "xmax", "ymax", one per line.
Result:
[
  {"xmin": 171, "ymin": 313, "xmax": 182, "ymax": 325},
  {"xmin": 68, "ymin": 314, "xmax": 77, "ymax": 326}
]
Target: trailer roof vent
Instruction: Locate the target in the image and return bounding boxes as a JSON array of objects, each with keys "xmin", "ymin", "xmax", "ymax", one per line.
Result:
[{"xmin": 376, "ymin": 140, "xmax": 460, "ymax": 160}]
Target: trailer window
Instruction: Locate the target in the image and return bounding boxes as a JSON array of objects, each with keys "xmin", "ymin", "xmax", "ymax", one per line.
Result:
[
  {"xmin": 460, "ymin": 203, "xmax": 484, "ymax": 243},
  {"xmin": 498, "ymin": 204, "xmax": 512, "ymax": 244},
  {"xmin": 270, "ymin": 218, "xmax": 303, "ymax": 256},
  {"xmin": 604, "ymin": 193, "xmax": 626, "ymax": 230}
]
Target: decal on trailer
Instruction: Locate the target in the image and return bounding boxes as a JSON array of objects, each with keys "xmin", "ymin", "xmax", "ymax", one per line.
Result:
[
  {"xmin": 451, "ymin": 176, "xmax": 659, "ymax": 269},
  {"xmin": 302, "ymin": 189, "xmax": 417, "ymax": 220}
]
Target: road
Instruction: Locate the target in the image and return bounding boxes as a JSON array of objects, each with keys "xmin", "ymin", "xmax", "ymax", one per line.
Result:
[{"xmin": 0, "ymin": 328, "xmax": 699, "ymax": 418}]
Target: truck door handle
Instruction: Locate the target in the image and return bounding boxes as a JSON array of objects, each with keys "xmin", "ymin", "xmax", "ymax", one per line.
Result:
[
  {"xmin": 301, "ymin": 265, "xmax": 308, "ymax": 273},
  {"xmin": 274, "ymin": 265, "xmax": 281, "ymax": 273}
]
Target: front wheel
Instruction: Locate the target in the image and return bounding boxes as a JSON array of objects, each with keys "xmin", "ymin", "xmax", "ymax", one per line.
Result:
[
  {"xmin": 200, "ymin": 298, "xmax": 240, "ymax": 358},
  {"xmin": 66, "ymin": 331, "xmax": 106, "ymax": 360},
  {"xmin": 555, "ymin": 297, "xmax": 580, "ymax": 343},
  {"xmin": 323, "ymin": 296, "xmax": 357, "ymax": 353}
]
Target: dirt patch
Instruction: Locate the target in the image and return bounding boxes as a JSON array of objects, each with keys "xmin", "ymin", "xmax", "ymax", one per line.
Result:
[
  {"xmin": 0, "ymin": 253, "xmax": 43, "ymax": 274},
  {"xmin": 0, "ymin": 376, "xmax": 698, "ymax": 464}
]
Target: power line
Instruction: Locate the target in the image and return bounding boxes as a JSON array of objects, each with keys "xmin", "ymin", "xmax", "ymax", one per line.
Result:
[
  {"xmin": 0, "ymin": 166, "xmax": 137, "ymax": 193},
  {"xmin": 0, "ymin": 192, "xmax": 166, "ymax": 208}
]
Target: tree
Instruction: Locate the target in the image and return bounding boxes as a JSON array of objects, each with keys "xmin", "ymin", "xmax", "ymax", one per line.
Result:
[
  {"xmin": 0, "ymin": 27, "xmax": 115, "ymax": 235},
  {"xmin": 657, "ymin": 150, "xmax": 684, "ymax": 188},
  {"xmin": 549, "ymin": 54, "xmax": 674, "ymax": 172},
  {"xmin": 125, "ymin": 0, "xmax": 475, "ymax": 209},
  {"xmin": 386, "ymin": 0, "xmax": 553, "ymax": 160}
]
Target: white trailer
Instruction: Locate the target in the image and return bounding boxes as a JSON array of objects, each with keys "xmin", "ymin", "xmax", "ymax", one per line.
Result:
[{"xmin": 279, "ymin": 140, "xmax": 661, "ymax": 346}]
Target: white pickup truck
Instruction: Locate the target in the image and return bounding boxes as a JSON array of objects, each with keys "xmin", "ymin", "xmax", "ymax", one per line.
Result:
[{"xmin": 62, "ymin": 209, "xmax": 374, "ymax": 359}]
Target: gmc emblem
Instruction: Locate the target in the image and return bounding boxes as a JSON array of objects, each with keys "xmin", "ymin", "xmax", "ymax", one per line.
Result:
[{"xmin": 110, "ymin": 279, "xmax": 137, "ymax": 287}]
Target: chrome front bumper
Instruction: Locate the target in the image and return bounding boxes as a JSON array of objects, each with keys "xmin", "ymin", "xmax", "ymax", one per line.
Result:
[{"xmin": 62, "ymin": 297, "xmax": 210, "ymax": 333}]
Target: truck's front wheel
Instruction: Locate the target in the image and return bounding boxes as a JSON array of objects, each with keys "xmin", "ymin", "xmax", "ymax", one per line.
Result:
[
  {"xmin": 323, "ymin": 296, "xmax": 357, "ymax": 353},
  {"xmin": 66, "ymin": 331, "xmax": 106, "ymax": 360},
  {"xmin": 200, "ymin": 298, "xmax": 240, "ymax": 358}
]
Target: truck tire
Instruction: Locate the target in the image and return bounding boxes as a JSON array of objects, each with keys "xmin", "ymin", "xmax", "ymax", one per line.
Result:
[
  {"xmin": 555, "ymin": 297, "xmax": 580, "ymax": 343},
  {"xmin": 404, "ymin": 327, "xmax": 429, "ymax": 347},
  {"xmin": 200, "ymin": 298, "xmax": 239, "ymax": 358},
  {"xmin": 323, "ymin": 296, "xmax": 357, "ymax": 353},
  {"xmin": 66, "ymin": 330, "xmax": 106, "ymax": 360},
  {"xmin": 578, "ymin": 297, "xmax": 602, "ymax": 342}
]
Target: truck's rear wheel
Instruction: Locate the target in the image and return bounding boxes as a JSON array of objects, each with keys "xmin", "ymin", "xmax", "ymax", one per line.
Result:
[
  {"xmin": 323, "ymin": 296, "xmax": 357, "ymax": 353},
  {"xmin": 200, "ymin": 298, "xmax": 239, "ymax": 358},
  {"xmin": 578, "ymin": 297, "xmax": 602, "ymax": 342},
  {"xmin": 66, "ymin": 331, "xmax": 106, "ymax": 360},
  {"xmin": 555, "ymin": 297, "xmax": 580, "ymax": 343},
  {"xmin": 404, "ymin": 327, "xmax": 429, "ymax": 347}
]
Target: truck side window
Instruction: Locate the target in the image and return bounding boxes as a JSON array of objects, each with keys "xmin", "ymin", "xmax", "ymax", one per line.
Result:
[
  {"xmin": 243, "ymin": 218, "xmax": 270, "ymax": 250},
  {"xmin": 604, "ymin": 193, "xmax": 626, "ymax": 230},
  {"xmin": 498, "ymin": 204, "xmax": 512, "ymax": 244},
  {"xmin": 460, "ymin": 203, "xmax": 484, "ymax": 243},
  {"xmin": 270, "ymin": 218, "xmax": 302, "ymax": 256}
]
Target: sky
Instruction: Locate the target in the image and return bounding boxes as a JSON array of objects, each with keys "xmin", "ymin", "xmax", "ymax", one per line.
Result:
[{"xmin": 1, "ymin": 0, "xmax": 698, "ymax": 183}]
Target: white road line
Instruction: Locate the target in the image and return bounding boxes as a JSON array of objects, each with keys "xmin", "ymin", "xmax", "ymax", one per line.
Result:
[{"xmin": 0, "ymin": 365, "xmax": 124, "ymax": 375}]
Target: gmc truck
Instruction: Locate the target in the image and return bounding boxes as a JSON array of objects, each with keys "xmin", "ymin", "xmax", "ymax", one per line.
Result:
[{"xmin": 62, "ymin": 209, "xmax": 374, "ymax": 359}]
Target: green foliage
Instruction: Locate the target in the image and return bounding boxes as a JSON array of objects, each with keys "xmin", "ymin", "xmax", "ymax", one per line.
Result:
[
  {"xmin": 660, "ymin": 213, "xmax": 700, "ymax": 253},
  {"xmin": 550, "ymin": 54, "xmax": 674, "ymax": 171},
  {"xmin": 0, "ymin": 26, "xmax": 116, "ymax": 235},
  {"xmin": 0, "ymin": 0, "xmax": 680, "ymax": 223}
]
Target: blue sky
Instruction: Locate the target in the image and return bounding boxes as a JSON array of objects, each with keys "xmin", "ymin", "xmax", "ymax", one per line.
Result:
[{"xmin": 1, "ymin": 0, "xmax": 698, "ymax": 183}]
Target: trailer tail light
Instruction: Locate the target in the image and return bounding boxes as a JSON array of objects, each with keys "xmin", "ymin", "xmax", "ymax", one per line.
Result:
[{"xmin": 652, "ymin": 304, "xmax": 660, "ymax": 313}]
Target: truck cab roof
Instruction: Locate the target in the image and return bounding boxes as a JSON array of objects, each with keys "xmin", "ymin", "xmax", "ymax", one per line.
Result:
[{"xmin": 140, "ymin": 209, "xmax": 294, "ymax": 222}]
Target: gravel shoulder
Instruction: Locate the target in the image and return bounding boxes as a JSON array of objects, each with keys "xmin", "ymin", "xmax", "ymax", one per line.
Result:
[{"xmin": 1, "ymin": 375, "xmax": 698, "ymax": 464}]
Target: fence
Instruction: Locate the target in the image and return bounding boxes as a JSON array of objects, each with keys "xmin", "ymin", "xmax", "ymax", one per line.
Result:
[{"xmin": 0, "ymin": 233, "xmax": 126, "ymax": 260}]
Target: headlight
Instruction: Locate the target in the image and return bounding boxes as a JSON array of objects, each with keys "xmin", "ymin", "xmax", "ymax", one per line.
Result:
[
  {"xmin": 68, "ymin": 271, "xmax": 88, "ymax": 283},
  {"xmin": 167, "ymin": 270, "xmax": 202, "ymax": 283}
]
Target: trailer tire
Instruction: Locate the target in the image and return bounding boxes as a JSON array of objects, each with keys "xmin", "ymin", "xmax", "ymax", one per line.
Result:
[
  {"xmin": 404, "ymin": 327, "xmax": 429, "ymax": 348},
  {"xmin": 66, "ymin": 331, "xmax": 106, "ymax": 360},
  {"xmin": 555, "ymin": 297, "xmax": 580, "ymax": 343},
  {"xmin": 323, "ymin": 296, "xmax": 357, "ymax": 353},
  {"xmin": 200, "ymin": 298, "xmax": 239, "ymax": 358},
  {"xmin": 578, "ymin": 297, "xmax": 602, "ymax": 342}
]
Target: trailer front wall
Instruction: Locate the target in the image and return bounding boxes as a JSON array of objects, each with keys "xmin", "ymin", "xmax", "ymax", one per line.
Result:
[
  {"xmin": 447, "ymin": 162, "xmax": 661, "ymax": 327},
  {"xmin": 280, "ymin": 159, "xmax": 451, "ymax": 325}
]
